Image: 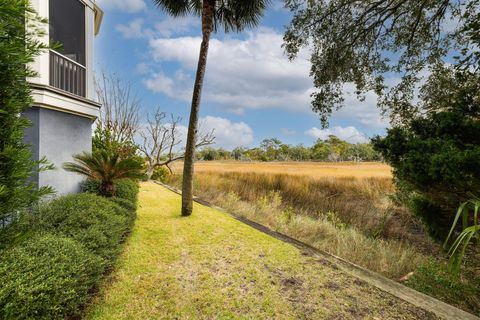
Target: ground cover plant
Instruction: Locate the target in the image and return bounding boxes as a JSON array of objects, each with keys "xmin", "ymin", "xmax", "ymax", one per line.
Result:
[
  {"xmin": 166, "ymin": 164, "xmax": 480, "ymax": 314},
  {"xmin": 0, "ymin": 180, "xmax": 139, "ymax": 319},
  {"xmin": 85, "ymin": 182, "xmax": 436, "ymax": 319}
]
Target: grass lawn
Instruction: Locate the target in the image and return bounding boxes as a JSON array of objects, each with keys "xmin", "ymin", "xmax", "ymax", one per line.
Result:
[{"xmin": 85, "ymin": 182, "xmax": 435, "ymax": 319}]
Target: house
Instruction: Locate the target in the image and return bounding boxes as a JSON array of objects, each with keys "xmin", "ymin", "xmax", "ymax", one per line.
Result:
[{"xmin": 23, "ymin": 0, "xmax": 103, "ymax": 195}]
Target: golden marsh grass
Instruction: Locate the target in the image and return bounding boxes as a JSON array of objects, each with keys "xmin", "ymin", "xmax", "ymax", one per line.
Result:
[{"xmin": 172, "ymin": 161, "xmax": 393, "ymax": 179}]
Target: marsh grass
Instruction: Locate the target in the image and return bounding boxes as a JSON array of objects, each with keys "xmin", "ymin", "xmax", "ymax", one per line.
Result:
[
  {"xmin": 172, "ymin": 177, "xmax": 426, "ymax": 279},
  {"xmin": 174, "ymin": 172, "xmax": 430, "ymax": 247}
]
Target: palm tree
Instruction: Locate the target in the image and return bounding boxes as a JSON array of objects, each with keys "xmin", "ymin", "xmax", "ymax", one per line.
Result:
[
  {"xmin": 153, "ymin": 0, "xmax": 270, "ymax": 216},
  {"xmin": 63, "ymin": 150, "xmax": 144, "ymax": 197}
]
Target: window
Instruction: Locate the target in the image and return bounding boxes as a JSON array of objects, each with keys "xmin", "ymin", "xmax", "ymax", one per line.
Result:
[{"xmin": 49, "ymin": 0, "xmax": 86, "ymax": 66}]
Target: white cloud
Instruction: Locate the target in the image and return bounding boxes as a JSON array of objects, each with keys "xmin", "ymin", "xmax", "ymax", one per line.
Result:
[
  {"xmin": 200, "ymin": 116, "xmax": 254, "ymax": 149},
  {"xmin": 116, "ymin": 16, "xmax": 199, "ymax": 40},
  {"xmin": 305, "ymin": 126, "xmax": 369, "ymax": 144},
  {"xmin": 142, "ymin": 28, "xmax": 389, "ymax": 130},
  {"xmin": 97, "ymin": 0, "xmax": 146, "ymax": 13},
  {"xmin": 143, "ymin": 70, "xmax": 192, "ymax": 100},
  {"xmin": 146, "ymin": 29, "xmax": 314, "ymax": 114},
  {"xmin": 116, "ymin": 18, "xmax": 150, "ymax": 39},
  {"xmin": 155, "ymin": 16, "xmax": 199, "ymax": 38},
  {"xmin": 333, "ymin": 84, "xmax": 389, "ymax": 129}
]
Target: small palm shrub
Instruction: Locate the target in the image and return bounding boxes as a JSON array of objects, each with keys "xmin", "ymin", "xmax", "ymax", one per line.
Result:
[
  {"xmin": 444, "ymin": 198, "xmax": 480, "ymax": 274},
  {"xmin": 33, "ymin": 193, "xmax": 131, "ymax": 265},
  {"xmin": 0, "ymin": 234, "xmax": 103, "ymax": 319},
  {"xmin": 63, "ymin": 150, "xmax": 144, "ymax": 197}
]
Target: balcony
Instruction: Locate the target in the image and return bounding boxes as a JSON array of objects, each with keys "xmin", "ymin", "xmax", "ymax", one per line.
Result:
[{"xmin": 49, "ymin": 50, "xmax": 86, "ymax": 97}]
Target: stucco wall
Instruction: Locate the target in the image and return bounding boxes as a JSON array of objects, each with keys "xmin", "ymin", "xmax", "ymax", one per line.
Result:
[{"xmin": 23, "ymin": 107, "xmax": 93, "ymax": 195}]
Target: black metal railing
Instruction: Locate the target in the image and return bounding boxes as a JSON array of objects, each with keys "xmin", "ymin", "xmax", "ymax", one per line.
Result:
[{"xmin": 49, "ymin": 50, "xmax": 86, "ymax": 97}]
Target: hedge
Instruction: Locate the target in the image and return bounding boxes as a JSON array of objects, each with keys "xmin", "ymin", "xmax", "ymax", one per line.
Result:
[
  {"xmin": 33, "ymin": 193, "xmax": 131, "ymax": 265},
  {"xmin": 0, "ymin": 184, "xmax": 139, "ymax": 319},
  {"xmin": 83, "ymin": 178, "xmax": 139, "ymax": 206},
  {"xmin": 0, "ymin": 234, "xmax": 103, "ymax": 320}
]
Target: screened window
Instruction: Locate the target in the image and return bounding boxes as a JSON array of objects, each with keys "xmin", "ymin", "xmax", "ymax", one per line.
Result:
[{"xmin": 49, "ymin": 0, "xmax": 86, "ymax": 66}]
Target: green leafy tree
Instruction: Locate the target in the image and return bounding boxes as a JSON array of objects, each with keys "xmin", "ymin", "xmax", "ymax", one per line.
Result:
[
  {"xmin": 373, "ymin": 67, "xmax": 480, "ymax": 240},
  {"xmin": 232, "ymin": 147, "xmax": 246, "ymax": 160},
  {"xmin": 288, "ymin": 144, "xmax": 311, "ymax": 161},
  {"xmin": 260, "ymin": 138, "xmax": 282, "ymax": 160},
  {"xmin": 325, "ymin": 135, "xmax": 350, "ymax": 161},
  {"xmin": 63, "ymin": 151, "xmax": 144, "ymax": 197},
  {"xmin": 0, "ymin": 0, "xmax": 53, "ymax": 225},
  {"xmin": 310, "ymin": 140, "xmax": 327, "ymax": 161},
  {"xmin": 199, "ymin": 147, "xmax": 219, "ymax": 161},
  {"xmin": 152, "ymin": 0, "xmax": 270, "ymax": 216},
  {"xmin": 284, "ymin": 0, "xmax": 480, "ymax": 126}
]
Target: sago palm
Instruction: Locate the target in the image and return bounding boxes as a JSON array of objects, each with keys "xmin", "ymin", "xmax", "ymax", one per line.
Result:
[
  {"xmin": 63, "ymin": 150, "xmax": 144, "ymax": 197},
  {"xmin": 152, "ymin": 0, "xmax": 270, "ymax": 216}
]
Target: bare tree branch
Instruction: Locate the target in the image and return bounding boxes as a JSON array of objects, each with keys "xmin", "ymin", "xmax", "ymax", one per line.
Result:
[
  {"xmin": 95, "ymin": 71, "xmax": 140, "ymax": 144},
  {"xmin": 138, "ymin": 108, "xmax": 215, "ymax": 179}
]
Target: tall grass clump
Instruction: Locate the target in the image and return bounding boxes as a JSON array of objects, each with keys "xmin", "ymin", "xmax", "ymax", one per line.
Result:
[{"xmin": 171, "ymin": 172, "xmax": 430, "ymax": 247}]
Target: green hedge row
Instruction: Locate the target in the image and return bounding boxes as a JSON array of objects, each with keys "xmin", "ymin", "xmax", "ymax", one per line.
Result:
[
  {"xmin": 83, "ymin": 178, "xmax": 140, "ymax": 206},
  {"xmin": 0, "ymin": 179, "xmax": 139, "ymax": 319}
]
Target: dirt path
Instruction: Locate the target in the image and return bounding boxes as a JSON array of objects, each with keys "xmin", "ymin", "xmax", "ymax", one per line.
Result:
[{"xmin": 86, "ymin": 182, "xmax": 436, "ymax": 319}]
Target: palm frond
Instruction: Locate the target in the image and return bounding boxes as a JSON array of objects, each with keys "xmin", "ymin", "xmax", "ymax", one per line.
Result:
[
  {"xmin": 153, "ymin": 0, "xmax": 270, "ymax": 33},
  {"xmin": 64, "ymin": 150, "xmax": 144, "ymax": 184},
  {"xmin": 216, "ymin": 0, "xmax": 271, "ymax": 32},
  {"xmin": 152, "ymin": 0, "xmax": 200, "ymax": 16}
]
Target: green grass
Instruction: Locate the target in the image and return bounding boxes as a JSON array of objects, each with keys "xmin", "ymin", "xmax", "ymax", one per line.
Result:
[{"xmin": 86, "ymin": 182, "xmax": 435, "ymax": 319}]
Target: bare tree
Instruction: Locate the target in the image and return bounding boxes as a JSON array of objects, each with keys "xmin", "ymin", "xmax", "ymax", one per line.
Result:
[
  {"xmin": 138, "ymin": 108, "xmax": 215, "ymax": 180},
  {"xmin": 95, "ymin": 72, "xmax": 140, "ymax": 145}
]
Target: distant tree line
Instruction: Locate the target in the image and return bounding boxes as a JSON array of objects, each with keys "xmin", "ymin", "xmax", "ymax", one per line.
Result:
[{"xmin": 197, "ymin": 136, "xmax": 381, "ymax": 162}]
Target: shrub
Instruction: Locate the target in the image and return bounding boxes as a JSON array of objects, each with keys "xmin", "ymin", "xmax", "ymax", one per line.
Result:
[
  {"xmin": 115, "ymin": 179, "xmax": 139, "ymax": 205},
  {"xmin": 0, "ymin": 233, "xmax": 103, "ymax": 319},
  {"xmin": 373, "ymin": 69, "xmax": 480, "ymax": 240},
  {"xmin": 110, "ymin": 197, "xmax": 137, "ymax": 212},
  {"xmin": 0, "ymin": 0, "xmax": 53, "ymax": 225},
  {"xmin": 33, "ymin": 193, "xmax": 131, "ymax": 264},
  {"xmin": 83, "ymin": 178, "xmax": 139, "ymax": 206},
  {"xmin": 151, "ymin": 166, "xmax": 170, "ymax": 182},
  {"xmin": 109, "ymin": 197, "xmax": 137, "ymax": 229}
]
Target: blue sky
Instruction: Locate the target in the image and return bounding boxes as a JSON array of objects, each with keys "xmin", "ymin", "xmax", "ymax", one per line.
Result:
[{"xmin": 95, "ymin": 0, "xmax": 389, "ymax": 149}]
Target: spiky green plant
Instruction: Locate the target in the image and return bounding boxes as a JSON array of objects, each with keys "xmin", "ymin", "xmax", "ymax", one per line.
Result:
[
  {"xmin": 444, "ymin": 197, "xmax": 480, "ymax": 274},
  {"xmin": 63, "ymin": 151, "xmax": 144, "ymax": 197}
]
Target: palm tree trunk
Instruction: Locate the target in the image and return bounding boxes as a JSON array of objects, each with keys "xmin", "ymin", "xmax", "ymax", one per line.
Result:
[{"xmin": 181, "ymin": 0, "xmax": 215, "ymax": 216}]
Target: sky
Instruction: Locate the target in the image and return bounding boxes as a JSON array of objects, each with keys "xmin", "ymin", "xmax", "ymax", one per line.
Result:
[{"xmin": 95, "ymin": 0, "xmax": 390, "ymax": 150}]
